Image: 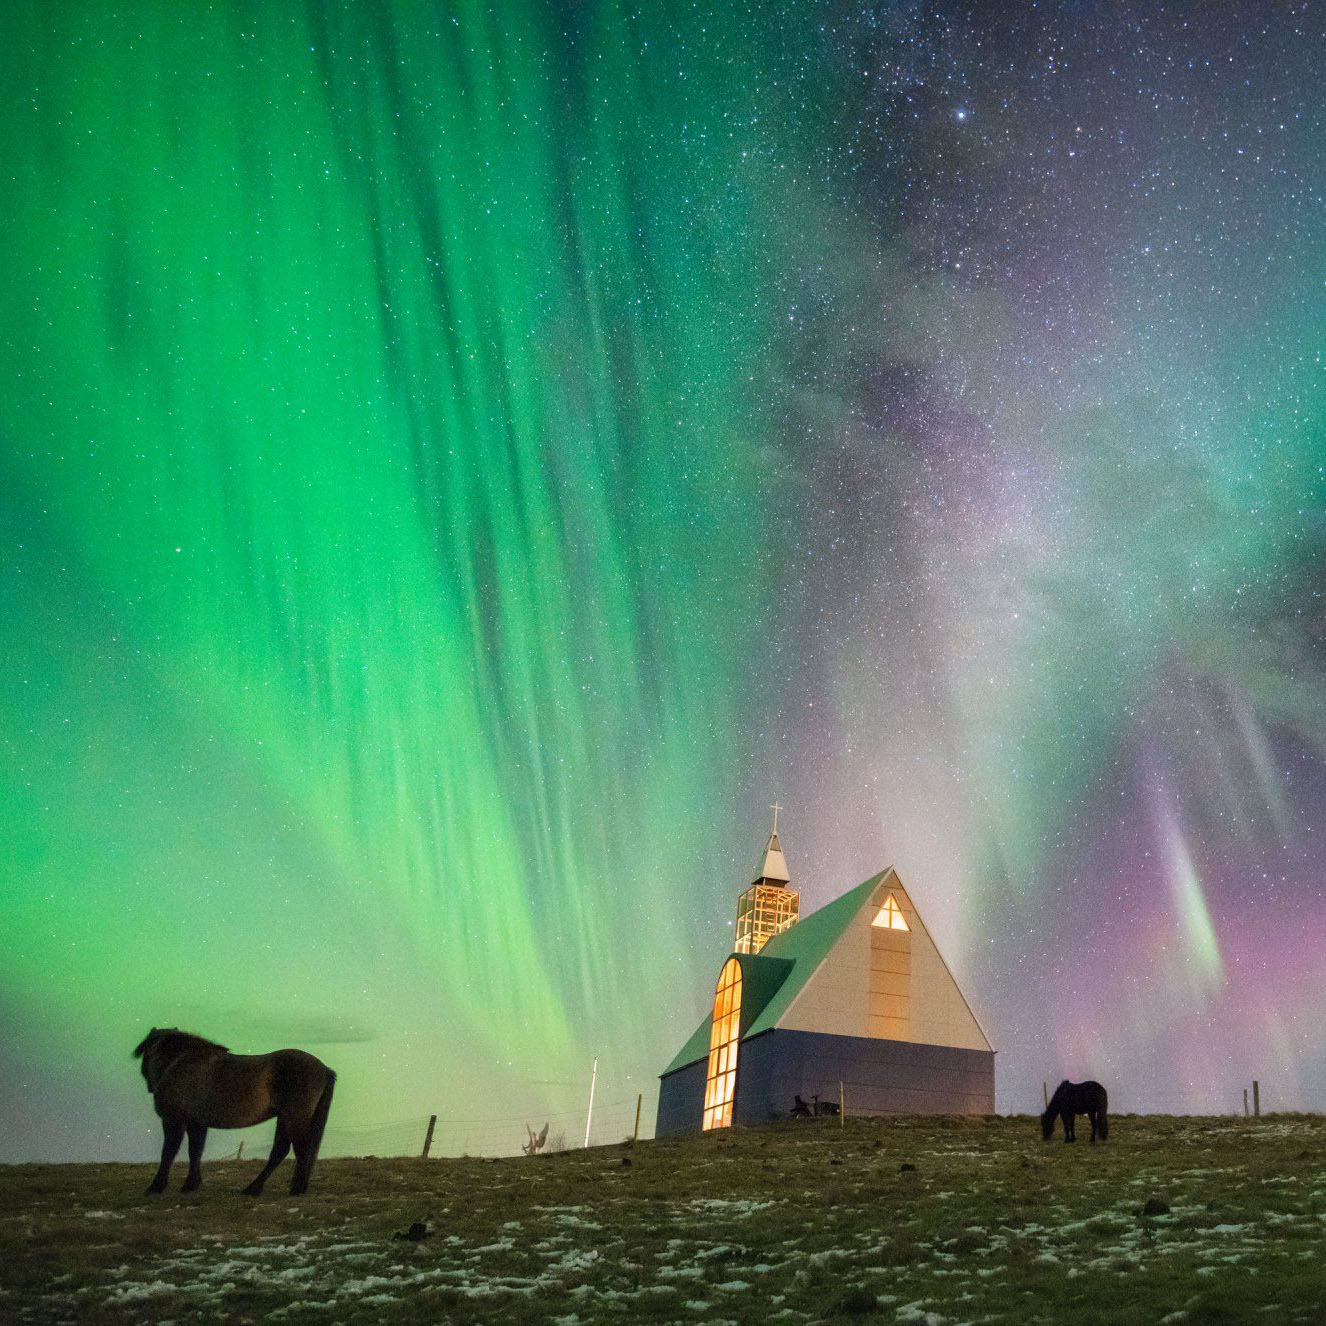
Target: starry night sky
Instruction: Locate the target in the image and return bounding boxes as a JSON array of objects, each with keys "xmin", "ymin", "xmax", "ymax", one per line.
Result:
[{"xmin": 3, "ymin": 2, "xmax": 1325, "ymax": 1160}]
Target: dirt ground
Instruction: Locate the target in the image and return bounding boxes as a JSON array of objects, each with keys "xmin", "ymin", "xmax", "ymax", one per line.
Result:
[{"xmin": 1, "ymin": 1113, "xmax": 1323, "ymax": 1323}]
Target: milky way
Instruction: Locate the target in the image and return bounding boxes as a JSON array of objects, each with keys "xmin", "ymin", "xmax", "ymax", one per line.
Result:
[{"xmin": 2, "ymin": 3, "xmax": 1324, "ymax": 1159}]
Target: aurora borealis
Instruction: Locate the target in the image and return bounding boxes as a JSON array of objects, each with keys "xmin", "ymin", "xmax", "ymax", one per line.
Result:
[{"xmin": 3, "ymin": 3, "xmax": 1325, "ymax": 1160}]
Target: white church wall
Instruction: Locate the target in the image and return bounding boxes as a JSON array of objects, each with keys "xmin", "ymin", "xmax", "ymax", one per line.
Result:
[
  {"xmin": 777, "ymin": 894, "xmax": 871, "ymax": 1038},
  {"xmin": 777, "ymin": 874, "xmax": 991, "ymax": 1054},
  {"xmin": 868, "ymin": 922, "xmax": 911, "ymax": 1039},
  {"xmin": 895, "ymin": 884, "xmax": 991, "ymax": 1053}
]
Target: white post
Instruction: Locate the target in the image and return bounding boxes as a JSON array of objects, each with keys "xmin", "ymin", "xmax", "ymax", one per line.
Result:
[{"xmin": 583, "ymin": 1057, "xmax": 599, "ymax": 1149}]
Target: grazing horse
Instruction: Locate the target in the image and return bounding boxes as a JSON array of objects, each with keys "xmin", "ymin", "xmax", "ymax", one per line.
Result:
[
  {"xmin": 134, "ymin": 1028, "xmax": 336, "ymax": 1196},
  {"xmin": 1041, "ymin": 1079, "xmax": 1108, "ymax": 1143}
]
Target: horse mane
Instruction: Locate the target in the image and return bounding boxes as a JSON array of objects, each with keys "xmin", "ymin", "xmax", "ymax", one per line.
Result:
[{"xmin": 133, "ymin": 1028, "xmax": 229, "ymax": 1059}]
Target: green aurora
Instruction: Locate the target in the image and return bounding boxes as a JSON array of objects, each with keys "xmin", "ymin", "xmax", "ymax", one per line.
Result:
[
  {"xmin": 4, "ymin": 4, "xmax": 1326, "ymax": 1156},
  {"xmin": 2, "ymin": 2, "xmax": 808, "ymax": 1153}
]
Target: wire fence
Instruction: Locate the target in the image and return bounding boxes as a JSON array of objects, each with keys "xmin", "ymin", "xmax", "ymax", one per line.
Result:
[
  {"xmin": 1023, "ymin": 1080, "xmax": 1279, "ymax": 1118},
  {"xmin": 216, "ymin": 1079, "xmax": 1289, "ymax": 1165},
  {"xmin": 219, "ymin": 1093, "xmax": 655, "ymax": 1162}
]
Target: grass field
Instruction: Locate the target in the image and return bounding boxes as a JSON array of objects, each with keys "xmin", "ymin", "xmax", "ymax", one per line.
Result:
[{"xmin": 1, "ymin": 1114, "xmax": 1323, "ymax": 1323}]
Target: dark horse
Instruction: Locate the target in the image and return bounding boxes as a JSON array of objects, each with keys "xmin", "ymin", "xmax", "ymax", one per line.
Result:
[
  {"xmin": 134, "ymin": 1028, "xmax": 336, "ymax": 1196},
  {"xmin": 1041, "ymin": 1079, "xmax": 1108, "ymax": 1143}
]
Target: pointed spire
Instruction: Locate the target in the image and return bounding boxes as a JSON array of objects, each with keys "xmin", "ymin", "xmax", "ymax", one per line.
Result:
[{"xmin": 755, "ymin": 802, "xmax": 791, "ymax": 884}]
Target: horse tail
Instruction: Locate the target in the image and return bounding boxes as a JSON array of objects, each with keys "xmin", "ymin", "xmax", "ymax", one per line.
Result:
[{"xmin": 306, "ymin": 1067, "xmax": 337, "ymax": 1161}]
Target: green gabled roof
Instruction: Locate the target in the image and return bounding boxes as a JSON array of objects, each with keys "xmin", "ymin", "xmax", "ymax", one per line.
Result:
[{"xmin": 659, "ymin": 869, "xmax": 888, "ymax": 1078}]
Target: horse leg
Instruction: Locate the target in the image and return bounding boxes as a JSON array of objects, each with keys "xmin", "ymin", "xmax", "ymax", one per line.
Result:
[
  {"xmin": 289, "ymin": 1131, "xmax": 312, "ymax": 1196},
  {"xmin": 1088, "ymin": 1110, "xmax": 1099, "ymax": 1143},
  {"xmin": 288, "ymin": 1112, "xmax": 321, "ymax": 1195},
  {"xmin": 243, "ymin": 1121, "xmax": 291, "ymax": 1197},
  {"xmin": 289, "ymin": 1068, "xmax": 335, "ymax": 1195},
  {"xmin": 147, "ymin": 1119, "xmax": 185, "ymax": 1194},
  {"xmin": 181, "ymin": 1123, "xmax": 208, "ymax": 1191},
  {"xmin": 1063, "ymin": 1112, "xmax": 1075, "ymax": 1143}
]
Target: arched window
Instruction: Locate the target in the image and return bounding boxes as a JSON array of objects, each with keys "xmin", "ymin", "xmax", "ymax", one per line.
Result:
[{"xmin": 702, "ymin": 958, "xmax": 742, "ymax": 1130}]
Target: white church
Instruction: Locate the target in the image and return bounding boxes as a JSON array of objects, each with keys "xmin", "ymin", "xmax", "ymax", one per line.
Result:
[{"xmin": 656, "ymin": 812, "xmax": 994, "ymax": 1135}]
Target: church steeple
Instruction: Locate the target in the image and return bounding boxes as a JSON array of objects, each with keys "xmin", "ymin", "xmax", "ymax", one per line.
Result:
[
  {"xmin": 734, "ymin": 804, "xmax": 800, "ymax": 954},
  {"xmin": 754, "ymin": 801, "xmax": 791, "ymax": 884}
]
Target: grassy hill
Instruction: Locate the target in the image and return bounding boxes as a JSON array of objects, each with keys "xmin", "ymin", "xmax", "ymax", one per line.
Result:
[{"xmin": 2, "ymin": 1114, "xmax": 1323, "ymax": 1323}]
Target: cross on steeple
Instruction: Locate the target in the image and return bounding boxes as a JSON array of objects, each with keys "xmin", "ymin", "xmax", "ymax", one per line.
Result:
[
  {"xmin": 753, "ymin": 803, "xmax": 790, "ymax": 884},
  {"xmin": 734, "ymin": 801, "xmax": 798, "ymax": 954}
]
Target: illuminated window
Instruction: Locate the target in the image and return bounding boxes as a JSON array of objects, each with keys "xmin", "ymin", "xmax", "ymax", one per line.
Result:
[
  {"xmin": 702, "ymin": 958, "xmax": 742, "ymax": 1130},
  {"xmin": 872, "ymin": 893, "xmax": 909, "ymax": 931}
]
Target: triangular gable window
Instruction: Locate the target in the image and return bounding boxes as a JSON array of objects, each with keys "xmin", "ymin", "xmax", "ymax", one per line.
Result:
[{"xmin": 872, "ymin": 893, "xmax": 909, "ymax": 931}]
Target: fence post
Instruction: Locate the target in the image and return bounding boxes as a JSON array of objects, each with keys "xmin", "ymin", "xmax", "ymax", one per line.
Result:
[
  {"xmin": 839, "ymin": 1080, "xmax": 845, "ymax": 1127},
  {"xmin": 583, "ymin": 1057, "xmax": 598, "ymax": 1149},
  {"xmin": 1252, "ymin": 1081, "xmax": 1260, "ymax": 1118},
  {"xmin": 632, "ymin": 1094, "xmax": 642, "ymax": 1145},
  {"xmin": 1243, "ymin": 1088, "xmax": 1248, "ymax": 1118},
  {"xmin": 422, "ymin": 1115, "xmax": 437, "ymax": 1159},
  {"xmin": 236, "ymin": 1141, "xmax": 244, "ymax": 1161},
  {"xmin": 1042, "ymin": 1082, "xmax": 1049, "ymax": 1109}
]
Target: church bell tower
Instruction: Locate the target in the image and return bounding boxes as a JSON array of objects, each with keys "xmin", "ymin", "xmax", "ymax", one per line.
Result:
[{"xmin": 734, "ymin": 803, "xmax": 800, "ymax": 954}]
